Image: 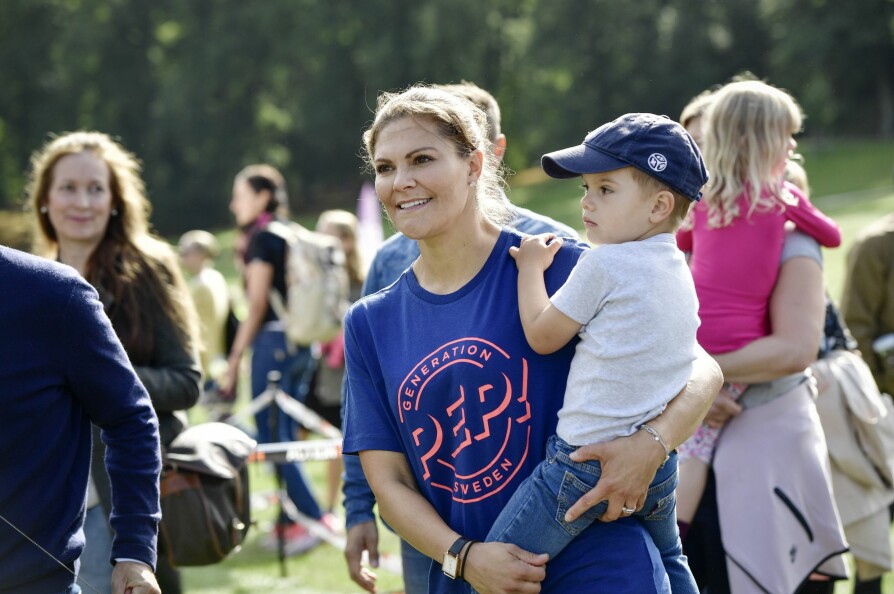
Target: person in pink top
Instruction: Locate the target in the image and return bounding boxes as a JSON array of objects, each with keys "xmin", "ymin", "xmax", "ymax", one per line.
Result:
[{"xmin": 675, "ymin": 79, "xmax": 842, "ymax": 526}]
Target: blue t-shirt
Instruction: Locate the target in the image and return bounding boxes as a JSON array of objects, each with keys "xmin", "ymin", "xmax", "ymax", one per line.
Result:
[{"xmin": 343, "ymin": 230, "xmax": 668, "ymax": 593}]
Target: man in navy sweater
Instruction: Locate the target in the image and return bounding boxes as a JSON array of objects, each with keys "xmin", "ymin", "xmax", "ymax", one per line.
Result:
[{"xmin": 0, "ymin": 246, "xmax": 162, "ymax": 594}]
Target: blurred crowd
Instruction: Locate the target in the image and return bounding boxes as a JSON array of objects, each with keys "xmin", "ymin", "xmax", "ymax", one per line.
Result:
[{"xmin": 3, "ymin": 73, "xmax": 894, "ymax": 594}]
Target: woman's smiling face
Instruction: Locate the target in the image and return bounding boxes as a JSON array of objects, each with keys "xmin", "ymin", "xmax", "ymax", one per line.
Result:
[
  {"xmin": 45, "ymin": 151, "xmax": 113, "ymax": 250},
  {"xmin": 373, "ymin": 116, "xmax": 480, "ymax": 241}
]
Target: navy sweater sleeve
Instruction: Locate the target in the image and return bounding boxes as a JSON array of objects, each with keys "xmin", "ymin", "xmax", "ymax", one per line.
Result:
[
  {"xmin": 0, "ymin": 247, "xmax": 161, "ymax": 590},
  {"xmin": 60, "ymin": 272, "xmax": 163, "ymax": 568}
]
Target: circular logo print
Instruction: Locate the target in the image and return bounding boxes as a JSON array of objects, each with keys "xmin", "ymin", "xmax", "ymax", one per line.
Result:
[
  {"xmin": 397, "ymin": 338, "xmax": 532, "ymax": 503},
  {"xmin": 648, "ymin": 153, "xmax": 668, "ymax": 172}
]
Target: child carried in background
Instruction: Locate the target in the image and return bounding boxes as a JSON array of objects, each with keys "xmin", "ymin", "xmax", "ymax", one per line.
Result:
[
  {"xmin": 484, "ymin": 113, "xmax": 707, "ymax": 594},
  {"xmin": 674, "ymin": 80, "xmax": 841, "ymax": 532}
]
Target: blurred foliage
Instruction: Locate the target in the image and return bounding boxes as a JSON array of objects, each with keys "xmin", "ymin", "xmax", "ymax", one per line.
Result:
[{"xmin": 0, "ymin": 0, "xmax": 892, "ymax": 234}]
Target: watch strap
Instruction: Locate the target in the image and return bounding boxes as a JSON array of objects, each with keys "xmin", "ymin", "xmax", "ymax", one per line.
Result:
[{"xmin": 443, "ymin": 536, "xmax": 470, "ymax": 579}]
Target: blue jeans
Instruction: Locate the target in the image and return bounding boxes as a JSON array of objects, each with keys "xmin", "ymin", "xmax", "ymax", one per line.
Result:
[
  {"xmin": 487, "ymin": 435, "xmax": 696, "ymax": 594},
  {"xmin": 400, "ymin": 539, "xmax": 432, "ymax": 594},
  {"xmin": 77, "ymin": 504, "xmax": 112, "ymax": 594},
  {"xmin": 251, "ymin": 327, "xmax": 322, "ymax": 521}
]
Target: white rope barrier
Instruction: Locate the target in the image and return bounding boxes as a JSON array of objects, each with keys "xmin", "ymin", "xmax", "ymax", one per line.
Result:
[
  {"xmin": 225, "ymin": 385, "xmax": 344, "ymax": 462},
  {"xmin": 273, "ymin": 390, "xmax": 342, "ymax": 439},
  {"xmin": 279, "ymin": 494, "xmax": 404, "ymax": 576},
  {"xmin": 249, "ymin": 438, "xmax": 342, "ymax": 463}
]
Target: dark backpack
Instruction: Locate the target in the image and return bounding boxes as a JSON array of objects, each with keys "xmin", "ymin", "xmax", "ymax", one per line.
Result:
[{"xmin": 159, "ymin": 422, "xmax": 256, "ymax": 567}]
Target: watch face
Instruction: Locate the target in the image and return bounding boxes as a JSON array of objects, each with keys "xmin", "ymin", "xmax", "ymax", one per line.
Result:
[{"xmin": 443, "ymin": 554, "xmax": 458, "ymax": 578}]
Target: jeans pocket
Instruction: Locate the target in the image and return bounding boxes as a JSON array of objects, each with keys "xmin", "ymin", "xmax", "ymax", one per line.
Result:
[
  {"xmin": 643, "ymin": 491, "xmax": 676, "ymax": 522},
  {"xmin": 643, "ymin": 469, "xmax": 678, "ymax": 522},
  {"xmin": 556, "ymin": 470, "xmax": 603, "ymax": 536}
]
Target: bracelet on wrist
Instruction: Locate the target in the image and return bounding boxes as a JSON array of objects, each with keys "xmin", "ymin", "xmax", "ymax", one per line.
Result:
[
  {"xmin": 459, "ymin": 540, "xmax": 479, "ymax": 581},
  {"xmin": 638, "ymin": 423, "xmax": 671, "ymax": 460}
]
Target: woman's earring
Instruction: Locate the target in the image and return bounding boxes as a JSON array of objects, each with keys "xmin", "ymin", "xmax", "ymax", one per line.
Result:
[
  {"xmin": 39, "ymin": 205, "xmax": 48, "ymax": 214},
  {"xmin": 111, "ymin": 208, "xmax": 119, "ymax": 216}
]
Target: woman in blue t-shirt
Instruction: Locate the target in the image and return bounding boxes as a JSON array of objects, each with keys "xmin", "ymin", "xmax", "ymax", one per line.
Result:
[{"xmin": 342, "ymin": 85, "xmax": 723, "ymax": 594}]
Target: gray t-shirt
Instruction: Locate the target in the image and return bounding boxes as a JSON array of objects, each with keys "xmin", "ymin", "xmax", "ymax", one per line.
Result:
[
  {"xmin": 551, "ymin": 233, "xmax": 700, "ymax": 445},
  {"xmin": 780, "ymin": 229, "xmax": 824, "ymax": 266}
]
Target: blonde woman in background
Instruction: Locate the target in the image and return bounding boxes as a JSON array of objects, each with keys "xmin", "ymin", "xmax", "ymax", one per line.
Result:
[
  {"xmin": 676, "ymin": 80, "xmax": 849, "ymax": 593},
  {"xmin": 29, "ymin": 131, "xmax": 201, "ymax": 594},
  {"xmin": 306, "ymin": 209, "xmax": 366, "ymax": 517}
]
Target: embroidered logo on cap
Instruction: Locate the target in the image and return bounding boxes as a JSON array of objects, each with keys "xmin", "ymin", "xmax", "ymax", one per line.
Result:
[{"xmin": 648, "ymin": 153, "xmax": 668, "ymax": 172}]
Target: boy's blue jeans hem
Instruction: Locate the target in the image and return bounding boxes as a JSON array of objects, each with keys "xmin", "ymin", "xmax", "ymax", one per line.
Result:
[{"xmin": 486, "ymin": 434, "xmax": 697, "ymax": 594}]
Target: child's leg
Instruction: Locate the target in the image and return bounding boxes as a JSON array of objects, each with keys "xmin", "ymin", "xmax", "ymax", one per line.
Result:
[
  {"xmin": 637, "ymin": 452, "xmax": 699, "ymax": 594},
  {"xmin": 676, "ymin": 457, "xmax": 710, "ymax": 524},
  {"xmin": 485, "ymin": 435, "xmax": 605, "ymax": 560},
  {"xmin": 676, "ymin": 418, "xmax": 724, "ymax": 525},
  {"xmin": 676, "ymin": 382, "xmax": 745, "ymax": 525}
]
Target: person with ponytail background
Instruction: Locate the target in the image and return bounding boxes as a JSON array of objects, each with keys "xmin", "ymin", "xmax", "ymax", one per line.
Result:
[{"xmin": 222, "ymin": 164, "xmax": 337, "ymax": 555}]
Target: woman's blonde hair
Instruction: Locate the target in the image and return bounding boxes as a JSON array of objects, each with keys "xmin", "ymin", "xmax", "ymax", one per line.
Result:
[
  {"xmin": 680, "ymin": 89, "xmax": 716, "ymax": 130},
  {"xmin": 362, "ymin": 85, "xmax": 511, "ymax": 227},
  {"xmin": 316, "ymin": 208, "xmax": 366, "ymax": 288},
  {"xmin": 28, "ymin": 131, "xmax": 198, "ymax": 362},
  {"xmin": 700, "ymin": 80, "xmax": 803, "ymax": 228}
]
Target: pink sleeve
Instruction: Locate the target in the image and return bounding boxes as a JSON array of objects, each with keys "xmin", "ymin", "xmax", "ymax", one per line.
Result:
[
  {"xmin": 676, "ymin": 227, "xmax": 693, "ymax": 252},
  {"xmin": 784, "ymin": 183, "xmax": 841, "ymax": 248}
]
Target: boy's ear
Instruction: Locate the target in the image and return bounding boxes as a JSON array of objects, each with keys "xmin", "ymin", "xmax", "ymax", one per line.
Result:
[{"xmin": 649, "ymin": 191, "xmax": 675, "ymax": 224}]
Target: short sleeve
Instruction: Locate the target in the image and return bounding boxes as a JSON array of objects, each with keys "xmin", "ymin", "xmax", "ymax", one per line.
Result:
[
  {"xmin": 780, "ymin": 230, "xmax": 823, "ymax": 268},
  {"xmin": 244, "ymin": 230, "xmax": 280, "ymax": 266},
  {"xmin": 342, "ymin": 305, "xmax": 404, "ymax": 456},
  {"xmin": 551, "ymin": 247, "xmax": 611, "ymax": 325}
]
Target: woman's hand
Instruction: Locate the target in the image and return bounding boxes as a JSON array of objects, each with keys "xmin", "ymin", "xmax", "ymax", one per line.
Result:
[
  {"xmin": 564, "ymin": 429, "xmax": 666, "ymax": 523},
  {"xmin": 702, "ymin": 387, "xmax": 742, "ymax": 428},
  {"xmin": 463, "ymin": 542, "xmax": 548, "ymax": 594},
  {"xmin": 344, "ymin": 520, "xmax": 380, "ymax": 593},
  {"xmin": 219, "ymin": 356, "xmax": 239, "ymax": 401}
]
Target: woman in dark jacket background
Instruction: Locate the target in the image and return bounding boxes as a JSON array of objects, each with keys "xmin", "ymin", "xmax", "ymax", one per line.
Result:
[{"xmin": 28, "ymin": 131, "xmax": 201, "ymax": 594}]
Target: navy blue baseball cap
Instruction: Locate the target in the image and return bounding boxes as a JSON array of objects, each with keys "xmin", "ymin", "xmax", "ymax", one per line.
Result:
[{"xmin": 541, "ymin": 113, "xmax": 709, "ymax": 201}]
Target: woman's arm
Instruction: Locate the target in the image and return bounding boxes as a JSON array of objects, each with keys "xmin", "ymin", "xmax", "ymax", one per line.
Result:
[
  {"xmin": 565, "ymin": 347, "xmax": 722, "ymax": 522},
  {"xmin": 712, "ymin": 256, "xmax": 825, "ymax": 383},
  {"xmin": 222, "ymin": 260, "xmax": 273, "ymax": 396},
  {"xmin": 133, "ymin": 277, "xmax": 202, "ymax": 412},
  {"xmin": 361, "ymin": 450, "xmax": 548, "ymax": 594},
  {"xmin": 133, "ymin": 320, "xmax": 202, "ymax": 412}
]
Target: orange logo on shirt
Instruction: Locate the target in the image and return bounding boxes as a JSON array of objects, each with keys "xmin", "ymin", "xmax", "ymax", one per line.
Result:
[{"xmin": 398, "ymin": 338, "xmax": 532, "ymax": 503}]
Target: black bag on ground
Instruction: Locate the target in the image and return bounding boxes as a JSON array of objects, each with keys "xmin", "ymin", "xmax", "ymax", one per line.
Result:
[{"xmin": 159, "ymin": 422, "xmax": 256, "ymax": 567}]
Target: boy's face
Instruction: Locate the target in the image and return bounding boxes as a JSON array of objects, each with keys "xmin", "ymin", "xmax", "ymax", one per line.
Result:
[
  {"xmin": 179, "ymin": 246, "xmax": 206, "ymax": 276},
  {"xmin": 579, "ymin": 168, "xmax": 656, "ymax": 246}
]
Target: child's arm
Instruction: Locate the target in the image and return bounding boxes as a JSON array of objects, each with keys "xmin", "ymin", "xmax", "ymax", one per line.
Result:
[
  {"xmin": 784, "ymin": 184, "xmax": 841, "ymax": 248},
  {"xmin": 508, "ymin": 234, "xmax": 582, "ymax": 355}
]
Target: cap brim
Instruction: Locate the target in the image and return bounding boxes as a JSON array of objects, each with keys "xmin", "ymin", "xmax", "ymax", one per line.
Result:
[{"xmin": 541, "ymin": 145, "xmax": 629, "ymax": 179}]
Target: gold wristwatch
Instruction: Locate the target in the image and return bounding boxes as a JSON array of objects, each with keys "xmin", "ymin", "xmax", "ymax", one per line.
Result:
[{"xmin": 442, "ymin": 536, "xmax": 469, "ymax": 580}]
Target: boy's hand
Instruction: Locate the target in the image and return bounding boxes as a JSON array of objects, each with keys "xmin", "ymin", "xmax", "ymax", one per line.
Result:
[{"xmin": 509, "ymin": 234, "xmax": 563, "ymax": 271}]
